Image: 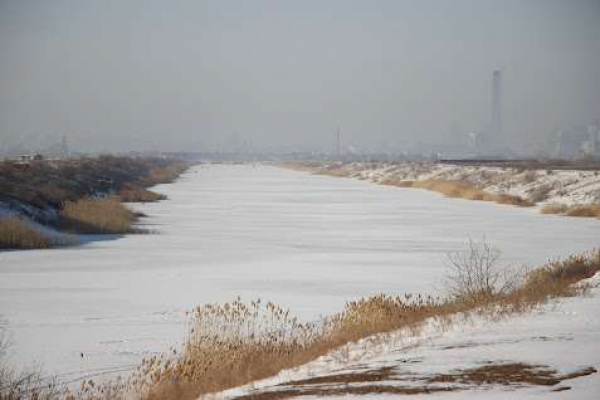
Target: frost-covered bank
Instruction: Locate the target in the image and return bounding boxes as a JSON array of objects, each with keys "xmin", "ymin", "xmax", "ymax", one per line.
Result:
[{"xmin": 284, "ymin": 161, "xmax": 600, "ymax": 217}]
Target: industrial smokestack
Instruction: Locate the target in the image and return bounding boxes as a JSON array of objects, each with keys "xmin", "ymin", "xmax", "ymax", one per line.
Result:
[{"xmin": 491, "ymin": 70, "xmax": 502, "ymax": 137}]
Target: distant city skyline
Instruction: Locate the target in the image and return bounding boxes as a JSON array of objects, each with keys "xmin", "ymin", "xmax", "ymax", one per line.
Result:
[{"xmin": 1, "ymin": 0, "xmax": 599, "ymax": 155}]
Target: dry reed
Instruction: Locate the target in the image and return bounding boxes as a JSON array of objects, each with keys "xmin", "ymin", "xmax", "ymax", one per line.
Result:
[
  {"xmin": 0, "ymin": 217, "xmax": 51, "ymax": 250},
  {"xmin": 137, "ymin": 248, "xmax": 598, "ymax": 400},
  {"xmin": 395, "ymin": 180, "xmax": 532, "ymax": 207},
  {"xmin": 58, "ymin": 197, "xmax": 136, "ymax": 234},
  {"xmin": 540, "ymin": 203, "xmax": 600, "ymax": 219}
]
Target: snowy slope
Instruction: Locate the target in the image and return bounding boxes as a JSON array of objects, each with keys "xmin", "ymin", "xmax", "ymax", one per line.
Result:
[{"xmin": 311, "ymin": 162, "xmax": 600, "ymax": 206}]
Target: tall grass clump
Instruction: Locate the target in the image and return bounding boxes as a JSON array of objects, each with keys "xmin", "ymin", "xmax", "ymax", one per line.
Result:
[
  {"xmin": 540, "ymin": 203, "xmax": 568, "ymax": 215},
  {"xmin": 58, "ymin": 197, "xmax": 136, "ymax": 234},
  {"xmin": 396, "ymin": 180, "xmax": 532, "ymax": 207},
  {"xmin": 540, "ymin": 203, "xmax": 600, "ymax": 219},
  {"xmin": 0, "ymin": 217, "xmax": 50, "ymax": 250},
  {"xmin": 564, "ymin": 204, "xmax": 600, "ymax": 218},
  {"xmin": 139, "ymin": 294, "xmax": 447, "ymax": 400},
  {"xmin": 526, "ymin": 251, "xmax": 600, "ymax": 286}
]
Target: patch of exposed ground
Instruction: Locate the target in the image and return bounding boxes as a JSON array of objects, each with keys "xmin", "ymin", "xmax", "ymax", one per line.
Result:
[{"xmin": 232, "ymin": 363, "xmax": 597, "ymax": 399}]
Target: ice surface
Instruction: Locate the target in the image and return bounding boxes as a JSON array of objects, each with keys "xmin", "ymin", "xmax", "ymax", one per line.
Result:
[{"xmin": 0, "ymin": 164, "xmax": 599, "ymax": 382}]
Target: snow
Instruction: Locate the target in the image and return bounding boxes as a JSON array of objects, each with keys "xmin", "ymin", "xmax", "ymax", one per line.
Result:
[{"xmin": 0, "ymin": 164, "xmax": 599, "ymax": 387}]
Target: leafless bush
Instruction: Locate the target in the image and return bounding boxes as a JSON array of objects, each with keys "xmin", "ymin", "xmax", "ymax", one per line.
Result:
[
  {"xmin": 444, "ymin": 240, "xmax": 521, "ymax": 303},
  {"xmin": 0, "ymin": 331, "xmax": 59, "ymax": 400}
]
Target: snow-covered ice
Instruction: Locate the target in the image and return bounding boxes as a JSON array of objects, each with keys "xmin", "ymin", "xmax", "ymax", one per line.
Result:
[{"xmin": 0, "ymin": 164, "xmax": 599, "ymax": 384}]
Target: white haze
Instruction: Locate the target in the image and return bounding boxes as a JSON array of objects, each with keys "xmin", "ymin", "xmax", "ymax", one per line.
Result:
[{"xmin": 0, "ymin": 0, "xmax": 599, "ymax": 153}]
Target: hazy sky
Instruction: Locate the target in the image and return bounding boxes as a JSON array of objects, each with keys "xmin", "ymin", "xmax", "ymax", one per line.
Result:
[{"xmin": 1, "ymin": 0, "xmax": 599, "ymax": 153}]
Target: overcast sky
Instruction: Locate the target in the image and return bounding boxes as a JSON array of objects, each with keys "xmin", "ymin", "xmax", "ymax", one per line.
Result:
[{"xmin": 1, "ymin": 0, "xmax": 599, "ymax": 153}]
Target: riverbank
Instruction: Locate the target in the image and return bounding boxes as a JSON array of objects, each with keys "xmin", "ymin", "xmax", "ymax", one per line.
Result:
[
  {"xmin": 0, "ymin": 156, "xmax": 189, "ymax": 249},
  {"xmin": 1, "ymin": 164, "xmax": 599, "ymax": 399},
  {"xmin": 282, "ymin": 161, "xmax": 600, "ymax": 219}
]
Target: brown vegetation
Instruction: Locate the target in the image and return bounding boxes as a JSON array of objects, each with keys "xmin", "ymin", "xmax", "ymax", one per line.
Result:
[
  {"xmin": 428, "ymin": 363, "xmax": 596, "ymax": 387},
  {"xmin": 58, "ymin": 197, "xmax": 137, "ymax": 234},
  {"xmin": 118, "ymin": 184, "xmax": 166, "ymax": 203},
  {"xmin": 392, "ymin": 180, "xmax": 533, "ymax": 207},
  {"xmin": 541, "ymin": 203, "xmax": 600, "ymax": 219},
  {"xmin": 565, "ymin": 204, "xmax": 600, "ymax": 218},
  {"xmin": 0, "ymin": 217, "xmax": 50, "ymax": 250}
]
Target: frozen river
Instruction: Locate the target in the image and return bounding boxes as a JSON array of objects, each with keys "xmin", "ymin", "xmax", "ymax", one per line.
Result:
[{"xmin": 1, "ymin": 164, "xmax": 599, "ymax": 379}]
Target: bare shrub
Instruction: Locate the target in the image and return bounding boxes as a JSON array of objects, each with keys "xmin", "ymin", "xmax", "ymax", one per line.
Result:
[
  {"xmin": 444, "ymin": 240, "xmax": 521, "ymax": 303},
  {"xmin": 0, "ymin": 217, "xmax": 50, "ymax": 250},
  {"xmin": 58, "ymin": 197, "xmax": 136, "ymax": 234},
  {"xmin": 0, "ymin": 331, "xmax": 59, "ymax": 400}
]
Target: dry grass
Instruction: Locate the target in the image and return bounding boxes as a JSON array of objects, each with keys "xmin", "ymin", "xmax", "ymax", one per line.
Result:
[
  {"xmin": 540, "ymin": 203, "xmax": 568, "ymax": 215},
  {"xmin": 118, "ymin": 184, "xmax": 166, "ymax": 203},
  {"xmin": 139, "ymin": 294, "xmax": 450, "ymax": 400},
  {"xmin": 58, "ymin": 197, "xmax": 137, "ymax": 234},
  {"xmin": 0, "ymin": 217, "xmax": 51, "ymax": 250},
  {"xmin": 527, "ymin": 251, "xmax": 600, "ymax": 286},
  {"xmin": 540, "ymin": 203, "xmax": 600, "ymax": 219},
  {"xmin": 565, "ymin": 204, "xmax": 600, "ymax": 218},
  {"xmin": 396, "ymin": 180, "xmax": 532, "ymax": 207}
]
